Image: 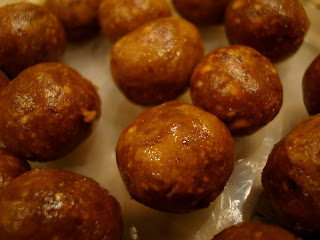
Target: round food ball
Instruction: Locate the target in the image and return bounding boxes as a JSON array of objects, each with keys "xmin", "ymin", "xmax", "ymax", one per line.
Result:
[
  {"xmin": 303, "ymin": 54, "xmax": 320, "ymax": 116},
  {"xmin": 224, "ymin": 0, "xmax": 309, "ymax": 62},
  {"xmin": 172, "ymin": 0, "xmax": 231, "ymax": 25},
  {"xmin": 0, "ymin": 62, "xmax": 101, "ymax": 162},
  {"xmin": 262, "ymin": 114, "xmax": 320, "ymax": 236},
  {"xmin": 0, "ymin": 3, "xmax": 67, "ymax": 78},
  {"xmin": 45, "ymin": 0, "xmax": 101, "ymax": 41},
  {"xmin": 0, "ymin": 147, "xmax": 30, "ymax": 189},
  {"xmin": 0, "ymin": 169, "xmax": 122, "ymax": 240},
  {"xmin": 190, "ymin": 45, "xmax": 283, "ymax": 136},
  {"xmin": 116, "ymin": 101, "xmax": 235, "ymax": 213},
  {"xmin": 111, "ymin": 17, "xmax": 204, "ymax": 105},
  {"xmin": 212, "ymin": 222, "xmax": 299, "ymax": 240},
  {"xmin": 98, "ymin": 0, "xmax": 171, "ymax": 41},
  {"xmin": 0, "ymin": 70, "xmax": 9, "ymax": 92}
]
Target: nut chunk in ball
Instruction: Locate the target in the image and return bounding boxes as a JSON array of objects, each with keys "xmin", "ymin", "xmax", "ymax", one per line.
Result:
[
  {"xmin": 116, "ymin": 101, "xmax": 234, "ymax": 213},
  {"xmin": 0, "ymin": 169, "xmax": 122, "ymax": 240},
  {"xmin": 190, "ymin": 45, "xmax": 283, "ymax": 136},
  {"xmin": 303, "ymin": 54, "xmax": 320, "ymax": 116},
  {"xmin": 225, "ymin": 0, "xmax": 309, "ymax": 62},
  {"xmin": 111, "ymin": 17, "xmax": 204, "ymax": 106},
  {"xmin": 212, "ymin": 222, "xmax": 300, "ymax": 240},
  {"xmin": 0, "ymin": 62, "xmax": 101, "ymax": 162},
  {"xmin": 0, "ymin": 2, "xmax": 67, "ymax": 78},
  {"xmin": 262, "ymin": 114, "xmax": 320, "ymax": 236},
  {"xmin": 99, "ymin": 0, "xmax": 171, "ymax": 41}
]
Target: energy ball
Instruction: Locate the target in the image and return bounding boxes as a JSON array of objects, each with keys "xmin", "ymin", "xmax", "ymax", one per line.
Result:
[
  {"xmin": 190, "ymin": 45, "xmax": 283, "ymax": 136},
  {"xmin": 45, "ymin": 0, "xmax": 101, "ymax": 41},
  {"xmin": 98, "ymin": 0, "xmax": 171, "ymax": 41},
  {"xmin": 172, "ymin": 0, "xmax": 231, "ymax": 25},
  {"xmin": 0, "ymin": 147, "xmax": 30, "ymax": 189},
  {"xmin": 0, "ymin": 62, "xmax": 101, "ymax": 162},
  {"xmin": 0, "ymin": 169, "xmax": 122, "ymax": 240},
  {"xmin": 224, "ymin": 0, "xmax": 309, "ymax": 62},
  {"xmin": 262, "ymin": 114, "xmax": 320, "ymax": 236},
  {"xmin": 116, "ymin": 101, "xmax": 235, "ymax": 213},
  {"xmin": 0, "ymin": 2, "xmax": 67, "ymax": 78},
  {"xmin": 303, "ymin": 54, "xmax": 320, "ymax": 115},
  {"xmin": 212, "ymin": 222, "xmax": 300, "ymax": 240},
  {"xmin": 111, "ymin": 17, "xmax": 204, "ymax": 105},
  {"xmin": 0, "ymin": 70, "xmax": 9, "ymax": 92}
]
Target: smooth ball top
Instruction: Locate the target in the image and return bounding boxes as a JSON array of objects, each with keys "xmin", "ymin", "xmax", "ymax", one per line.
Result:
[{"xmin": 116, "ymin": 101, "xmax": 234, "ymax": 213}]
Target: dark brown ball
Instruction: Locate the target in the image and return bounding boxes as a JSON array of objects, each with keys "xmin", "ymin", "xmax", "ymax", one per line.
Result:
[
  {"xmin": 0, "ymin": 169, "xmax": 122, "ymax": 240},
  {"xmin": 190, "ymin": 45, "xmax": 283, "ymax": 136},
  {"xmin": 116, "ymin": 101, "xmax": 234, "ymax": 213},
  {"xmin": 0, "ymin": 62, "xmax": 101, "ymax": 162},
  {"xmin": 0, "ymin": 70, "xmax": 9, "ymax": 92},
  {"xmin": 0, "ymin": 3, "xmax": 67, "ymax": 78},
  {"xmin": 110, "ymin": 17, "xmax": 204, "ymax": 105},
  {"xmin": 212, "ymin": 222, "xmax": 300, "ymax": 240},
  {"xmin": 0, "ymin": 147, "xmax": 30, "ymax": 189},
  {"xmin": 262, "ymin": 114, "xmax": 320, "ymax": 236},
  {"xmin": 224, "ymin": 0, "xmax": 309, "ymax": 62},
  {"xmin": 45, "ymin": 0, "xmax": 101, "ymax": 41},
  {"xmin": 303, "ymin": 54, "xmax": 320, "ymax": 115},
  {"xmin": 173, "ymin": 0, "xmax": 232, "ymax": 25},
  {"xmin": 98, "ymin": 0, "xmax": 171, "ymax": 41}
]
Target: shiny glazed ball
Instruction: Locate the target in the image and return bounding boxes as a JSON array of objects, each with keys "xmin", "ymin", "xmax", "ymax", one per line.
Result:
[
  {"xmin": 111, "ymin": 17, "xmax": 204, "ymax": 105},
  {"xmin": 0, "ymin": 147, "xmax": 30, "ymax": 189},
  {"xmin": 116, "ymin": 101, "xmax": 235, "ymax": 213},
  {"xmin": 0, "ymin": 169, "xmax": 122, "ymax": 240},
  {"xmin": 303, "ymin": 54, "xmax": 320, "ymax": 115},
  {"xmin": 212, "ymin": 222, "xmax": 300, "ymax": 240},
  {"xmin": 225, "ymin": 0, "xmax": 309, "ymax": 62},
  {"xmin": 45, "ymin": 0, "xmax": 101, "ymax": 41},
  {"xmin": 0, "ymin": 2, "xmax": 67, "ymax": 78},
  {"xmin": 99, "ymin": 0, "xmax": 171, "ymax": 41},
  {"xmin": 0, "ymin": 62, "xmax": 101, "ymax": 162},
  {"xmin": 190, "ymin": 45, "xmax": 283, "ymax": 136},
  {"xmin": 262, "ymin": 114, "xmax": 320, "ymax": 236}
]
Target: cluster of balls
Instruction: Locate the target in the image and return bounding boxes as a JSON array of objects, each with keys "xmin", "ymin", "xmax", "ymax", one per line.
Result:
[{"xmin": 0, "ymin": 0, "xmax": 319, "ymax": 239}]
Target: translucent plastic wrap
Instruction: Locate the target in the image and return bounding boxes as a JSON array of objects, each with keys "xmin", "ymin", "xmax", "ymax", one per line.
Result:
[{"xmin": 2, "ymin": 0, "xmax": 320, "ymax": 239}]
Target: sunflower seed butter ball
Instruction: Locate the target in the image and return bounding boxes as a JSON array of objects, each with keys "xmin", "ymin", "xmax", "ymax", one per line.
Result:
[
  {"xmin": 172, "ymin": 0, "xmax": 232, "ymax": 25},
  {"xmin": 190, "ymin": 45, "xmax": 283, "ymax": 136},
  {"xmin": 0, "ymin": 62, "xmax": 101, "ymax": 162},
  {"xmin": 262, "ymin": 114, "xmax": 320, "ymax": 236},
  {"xmin": 45, "ymin": 0, "xmax": 101, "ymax": 41},
  {"xmin": 0, "ymin": 147, "xmax": 31, "ymax": 189},
  {"xmin": 0, "ymin": 169, "xmax": 122, "ymax": 240},
  {"xmin": 0, "ymin": 70, "xmax": 10, "ymax": 92},
  {"xmin": 110, "ymin": 17, "xmax": 204, "ymax": 106},
  {"xmin": 303, "ymin": 54, "xmax": 320, "ymax": 116},
  {"xmin": 116, "ymin": 101, "xmax": 235, "ymax": 213},
  {"xmin": 212, "ymin": 222, "xmax": 300, "ymax": 240},
  {"xmin": 0, "ymin": 2, "xmax": 67, "ymax": 78},
  {"xmin": 98, "ymin": 0, "xmax": 171, "ymax": 41},
  {"xmin": 225, "ymin": 0, "xmax": 310, "ymax": 62}
]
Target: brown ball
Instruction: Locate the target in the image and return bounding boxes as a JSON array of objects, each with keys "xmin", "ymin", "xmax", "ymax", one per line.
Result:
[
  {"xmin": 224, "ymin": 0, "xmax": 309, "ymax": 62},
  {"xmin": 303, "ymin": 54, "xmax": 320, "ymax": 116},
  {"xmin": 0, "ymin": 70, "xmax": 9, "ymax": 92},
  {"xmin": 173, "ymin": 0, "xmax": 232, "ymax": 25},
  {"xmin": 0, "ymin": 3, "xmax": 67, "ymax": 78},
  {"xmin": 45, "ymin": 0, "xmax": 101, "ymax": 41},
  {"xmin": 0, "ymin": 147, "xmax": 30, "ymax": 189},
  {"xmin": 111, "ymin": 17, "xmax": 204, "ymax": 106},
  {"xmin": 0, "ymin": 62, "xmax": 101, "ymax": 162},
  {"xmin": 262, "ymin": 114, "xmax": 320, "ymax": 236},
  {"xmin": 98, "ymin": 0, "xmax": 171, "ymax": 41},
  {"xmin": 212, "ymin": 222, "xmax": 300, "ymax": 240},
  {"xmin": 190, "ymin": 45, "xmax": 283, "ymax": 136},
  {"xmin": 116, "ymin": 101, "xmax": 234, "ymax": 213},
  {"xmin": 0, "ymin": 169, "xmax": 122, "ymax": 240}
]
